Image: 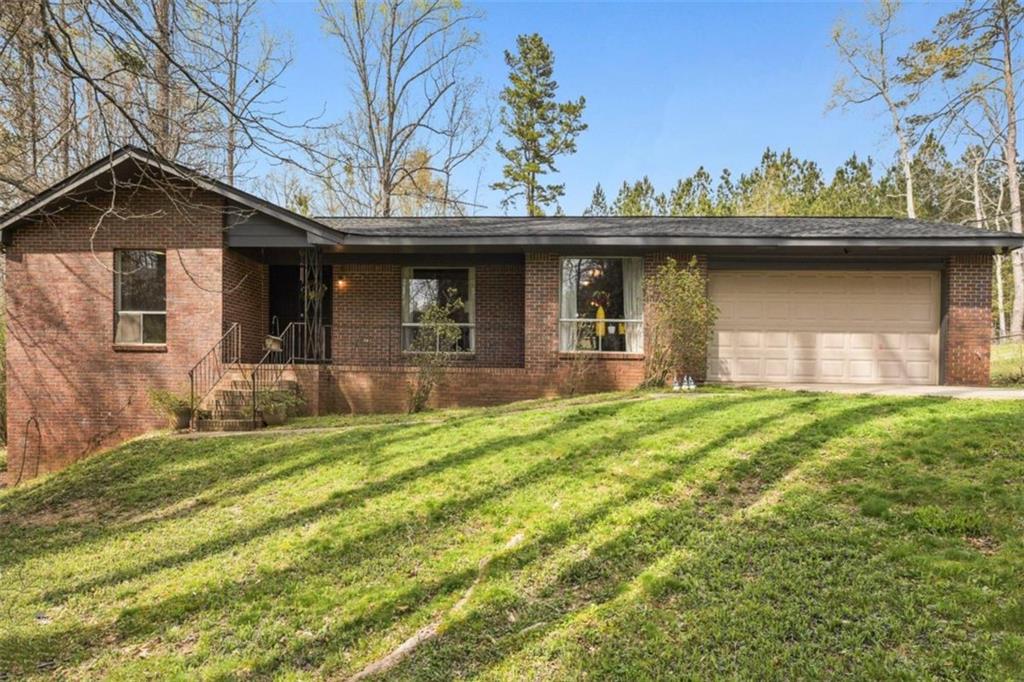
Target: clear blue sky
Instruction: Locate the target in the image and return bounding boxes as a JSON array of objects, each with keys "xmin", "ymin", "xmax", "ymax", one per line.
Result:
[{"xmin": 262, "ymin": 1, "xmax": 955, "ymax": 215}]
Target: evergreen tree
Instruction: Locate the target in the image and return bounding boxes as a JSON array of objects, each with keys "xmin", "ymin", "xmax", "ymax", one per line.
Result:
[
  {"xmin": 812, "ymin": 154, "xmax": 887, "ymax": 216},
  {"xmin": 491, "ymin": 34, "xmax": 587, "ymax": 216},
  {"xmin": 666, "ymin": 167, "xmax": 716, "ymax": 215},
  {"xmin": 734, "ymin": 148, "xmax": 824, "ymax": 215},
  {"xmin": 583, "ymin": 183, "xmax": 609, "ymax": 216},
  {"xmin": 611, "ymin": 177, "xmax": 662, "ymax": 216}
]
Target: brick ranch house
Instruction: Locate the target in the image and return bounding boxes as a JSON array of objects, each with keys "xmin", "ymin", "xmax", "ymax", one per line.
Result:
[{"xmin": 2, "ymin": 146, "xmax": 1021, "ymax": 483}]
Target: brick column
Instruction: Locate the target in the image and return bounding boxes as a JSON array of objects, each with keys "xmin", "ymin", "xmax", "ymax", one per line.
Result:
[
  {"xmin": 944, "ymin": 254, "xmax": 992, "ymax": 386},
  {"xmin": 523, "ymin": 252, "xmax": 560, "ymax": 371}
]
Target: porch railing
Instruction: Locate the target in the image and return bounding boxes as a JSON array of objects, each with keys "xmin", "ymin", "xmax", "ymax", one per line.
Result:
[
  {"xmin": 250, "ymin": 322, "xmax": 331, "ymax": 427},
  {"xmin": 189, "ymin": 323, "xmax": 241, "ymax": 425}
]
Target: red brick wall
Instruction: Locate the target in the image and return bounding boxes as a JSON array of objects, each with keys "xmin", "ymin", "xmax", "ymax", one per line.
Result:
[
  {"xmin": 4, "ymin": 187, "xmax": 225, "ymax": 483},
  {"xmin": 320, "ymin": 252, "xmax": 701, "ymax": 413},
  {"xmin": 331, "ymin": 261, "xmax": 525, "ymax": 368},
  {"xmin": 944, "ymin": 254, "xmax": 993, "ymax": 385},
  {"xmin": 223, "ymin": 249, "xmax": 268, "ymax": 362}
]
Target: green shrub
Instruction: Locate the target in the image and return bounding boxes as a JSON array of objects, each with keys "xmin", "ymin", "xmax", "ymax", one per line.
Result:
[
  {"xmin": 256, "ymin": 389, "xmax": 305, "ymax": 417},
  {"xmin": 642, "ymin": 257, "xmax": 719, "ymax": 388},
  {"xmin": 147, "ymin": 389, "xmax": 192, "ymax": 429},
  {"xmin": 407, "ymin": 289, "xmax": 465, "ymax": 413}
]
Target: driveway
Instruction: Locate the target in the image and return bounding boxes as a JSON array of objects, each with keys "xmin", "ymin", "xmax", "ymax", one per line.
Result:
[{"xmin": 728, "ymin": 382, "xmax": 1024, "ymax": 400}]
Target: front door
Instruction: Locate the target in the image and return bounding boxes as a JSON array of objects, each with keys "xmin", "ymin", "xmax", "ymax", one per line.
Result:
[
  {"xmin": 268, "ymin": 265, "xmax": 333, "ymax": 358},
  {"xmin": 268, "ymin": 265, "xmax": 302, "ymax": 335}
]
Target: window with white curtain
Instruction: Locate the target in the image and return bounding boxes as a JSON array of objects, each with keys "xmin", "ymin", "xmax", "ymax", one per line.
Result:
[
  {"xmin": 560, "ymin": 257, "xmax": 643, "ymax": 352},
  {"xmin": 114, "ymin": 250, "xmax": 167, "ymax": 344}
]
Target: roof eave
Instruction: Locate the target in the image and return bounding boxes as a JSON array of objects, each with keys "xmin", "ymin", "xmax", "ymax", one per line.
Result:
[{"xmin": 332, "ymin": 234, "xmax": 1024, "ymax": 249}]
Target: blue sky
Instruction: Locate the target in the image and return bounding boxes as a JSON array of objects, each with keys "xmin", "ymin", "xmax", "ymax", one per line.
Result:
[{"xmin": 262, "ymin": 1, "xmax": 955, "ymax": 215}]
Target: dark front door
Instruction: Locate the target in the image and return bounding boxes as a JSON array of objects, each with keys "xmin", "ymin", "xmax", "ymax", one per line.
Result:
[
  {"xmin": 268, "ymin": 264, "xmax": 333, "ymax": 359},
  {"xmin": 268, "ymin": 265, "xmax": 302, "ymax": 335}
]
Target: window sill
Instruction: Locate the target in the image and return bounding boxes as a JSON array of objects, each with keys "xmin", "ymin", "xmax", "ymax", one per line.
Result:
[
  {"xmin": 558, "ymin": 352, "xmax": 644, "ymax": 361},
  {"xmin": 113, "ymin": 343, "xmax": 168, "ymax": 353}
]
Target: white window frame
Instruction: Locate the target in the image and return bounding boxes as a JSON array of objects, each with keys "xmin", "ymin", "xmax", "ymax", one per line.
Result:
[
  {"xmin": 114, "ymin": 249, "xmax": 167, "ymax": 345},
  {"xmin": 559, "ymin": 256, "xmax": 644, "ymax": 353},
  {"xmin": 401, "ymin": 266, "xmax": 476, "ymax": 353}
]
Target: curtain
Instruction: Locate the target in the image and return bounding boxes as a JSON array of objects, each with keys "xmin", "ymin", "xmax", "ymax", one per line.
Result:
[
  {"xmin": 559, "ymin": 259, "xmax": 579, "ymax": 351},
  {"xmin": 622, "ymin": 257, "xmax": 644, "ymax": 352}
]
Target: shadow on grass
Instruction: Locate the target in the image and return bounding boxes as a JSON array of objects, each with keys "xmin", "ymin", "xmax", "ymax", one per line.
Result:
[
  {"xmin": 7, "ymin": 393, "xmax": 1012, "ymax": 679},
  {"xmin": 375, "ymin": 397, "xmax": 945, "ymax": 680},
  {"xmin": 0, "ymin": 394, "xmax": 758, "ymax": 673},
  {"xmin": 0, "ymin": 418, "xmax": 457, "ymax": 569}
]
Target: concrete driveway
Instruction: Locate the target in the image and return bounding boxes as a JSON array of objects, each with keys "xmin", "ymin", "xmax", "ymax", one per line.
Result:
[{"xmin": 728, "ymin": 383, "xmax": 1024, "ymax": 400}]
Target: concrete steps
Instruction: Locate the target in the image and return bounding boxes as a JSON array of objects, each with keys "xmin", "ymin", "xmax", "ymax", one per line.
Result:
[{"xmin": 194, "ymin": 366, "xmax": 301, "ymax": 433}]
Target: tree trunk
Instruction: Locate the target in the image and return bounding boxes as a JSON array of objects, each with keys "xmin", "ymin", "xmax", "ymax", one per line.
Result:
[
  {"xmin": 1000, "ymin": 10, "xmax": 1024, "ymax": 335},
  {"xmin": 225, "ymin": 9, "xmax": 238, "ymax": 185},
  {"xmin": 996, "ymin": 253, "xmax": 1008, "ymax": 337},
  {"xmin": 973, "ymin": 157, "xmax": 1007, "ymax": 337},
  {"xmin": 892, "ymin": 113, "xmax": 916, "ymax": 219},
  {"xmin": 153, "ymin": 0, "xmax": 173, "ymax": 157}
]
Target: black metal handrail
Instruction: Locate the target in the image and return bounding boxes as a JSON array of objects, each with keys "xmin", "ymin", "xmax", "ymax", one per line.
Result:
[
  {"xmin": 189, "ymin": 323, "xmax": 241, "ymax": 426},
  {"xmin": 250, "ymin": 322, "xmax": 331, "ymax": 427}
]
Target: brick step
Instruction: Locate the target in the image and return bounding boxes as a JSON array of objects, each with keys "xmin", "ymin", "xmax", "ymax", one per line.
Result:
[
  {"xmin": 196, "ymin": 418, "xmax": 261, "ymax": 432},
  {"xmin": 224, "ymin": 379, "xmax": 298, "ymax": 392},
  {"xmin": 213, "ymin": 389, "xmax": 255, "ymax": 406},
  {"xmin": 212, "ymin": 407, "xmax": 253, "ymax": 419}
]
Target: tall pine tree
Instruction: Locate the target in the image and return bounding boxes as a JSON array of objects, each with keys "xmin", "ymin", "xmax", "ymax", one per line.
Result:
[
  {"xmin": 583, "ymin": 183, "xmax": 608, "ymax": 216},
  {"xmin": 491, "ymin": 34, "xmax": 586, "ymax": 216}
]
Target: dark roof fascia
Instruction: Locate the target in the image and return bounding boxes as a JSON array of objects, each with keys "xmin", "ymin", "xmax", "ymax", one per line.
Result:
[
  {"xmin": 0, "ymin": 146, "xmax": 343, "ymax": 246},
  {"xmin": 333, "ymin": 234, "xmax": 1024, "ymax": 250}
]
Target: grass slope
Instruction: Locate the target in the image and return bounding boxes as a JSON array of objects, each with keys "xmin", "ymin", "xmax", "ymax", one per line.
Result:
[
  {"xmin": 1, "ymin": 390, "xmax": 1023, "ymax": 679},
  {"xmin": 992, "ymin": 341, "xmax": 1024, "ymax": 385}
]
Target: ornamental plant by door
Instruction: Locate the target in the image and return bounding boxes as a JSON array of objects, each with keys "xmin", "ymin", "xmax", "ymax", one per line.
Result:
[{"xmin": 642, "ymin": 257, "xmax": 719, "ymax": 389}]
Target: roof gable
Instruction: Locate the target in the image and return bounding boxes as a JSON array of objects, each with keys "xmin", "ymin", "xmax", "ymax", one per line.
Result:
[{"xmin": 0, "ymin": 146, "xmax": 342, "ymax": 246}]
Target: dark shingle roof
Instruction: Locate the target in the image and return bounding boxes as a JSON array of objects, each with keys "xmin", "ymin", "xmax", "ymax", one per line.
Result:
[{"xmin": 314, "ymin": 215, "xmax": 1017, "ymax": 242}]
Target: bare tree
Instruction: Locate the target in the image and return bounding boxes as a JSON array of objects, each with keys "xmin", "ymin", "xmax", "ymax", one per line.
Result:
[
  {"xmin": 316, "ymin": 0, "xmax": 490, "ymax": 217},
  {"xmin": 183, "ymin": 0, "xmax": 293, "ymax": 185},
  {"xmin": 902, "ymin": 1, "xmax": 1024, "ymax": 334},
  {"xmin": 830, "ymin": 0, "xmax": 918, "ymax": 219}
]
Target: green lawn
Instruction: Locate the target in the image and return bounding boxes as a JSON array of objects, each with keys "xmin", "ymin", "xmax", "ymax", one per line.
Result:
[
  {"xmin": 992, "ymin": 341, "xmax": 1024, "ymax": 385},
  {"xmin": 1, "ymin": 389, "xmax": 1023, "ymax": 679}
]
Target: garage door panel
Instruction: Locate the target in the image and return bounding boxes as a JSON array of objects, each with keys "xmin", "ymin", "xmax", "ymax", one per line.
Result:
[
  {"xmin": 763, "ymin": 331, "xmax": 789, "ymax": 349},
  {"xmin": 708, "ymin": 270, "xmax": 939, "ymax": 385},
  {"xmin": 850, "ymin": 333, "xmax": 874, "ymax": 350},
  {"xmin": 821, "ymin": 332, "xmax": 846, "ymax": 350},
  {"xmin": 764, "ymin": 358, "xmax": 790, "ymax": 379},
  {"xmin": 905, "ymin": 334, "xmax": 933, "ymax": 351},
  {"xmin": 791, "ymin": 331, "xmax": 817, "ymax": 349},
  {"xmin": 848, "ymin": 359, "xmax": 876, "ymax": 380},
  {"xmin": 763, "ymin": 301, "xmax": 790, "ymax": 321}
]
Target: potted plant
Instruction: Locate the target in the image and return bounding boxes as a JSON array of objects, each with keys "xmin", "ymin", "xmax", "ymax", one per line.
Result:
[
  {"xmin": 256, "ymin": 389, "xmax": 304, "ymax": 426},
  {"xmin": 148, "ymin": 389, "xmax": 192, "ymax": 430}
]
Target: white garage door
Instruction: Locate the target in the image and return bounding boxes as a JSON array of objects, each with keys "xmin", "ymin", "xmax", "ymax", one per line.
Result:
[{"xmin": 708, "ymin": 270, "xmax": 940, "ymax": 385}]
